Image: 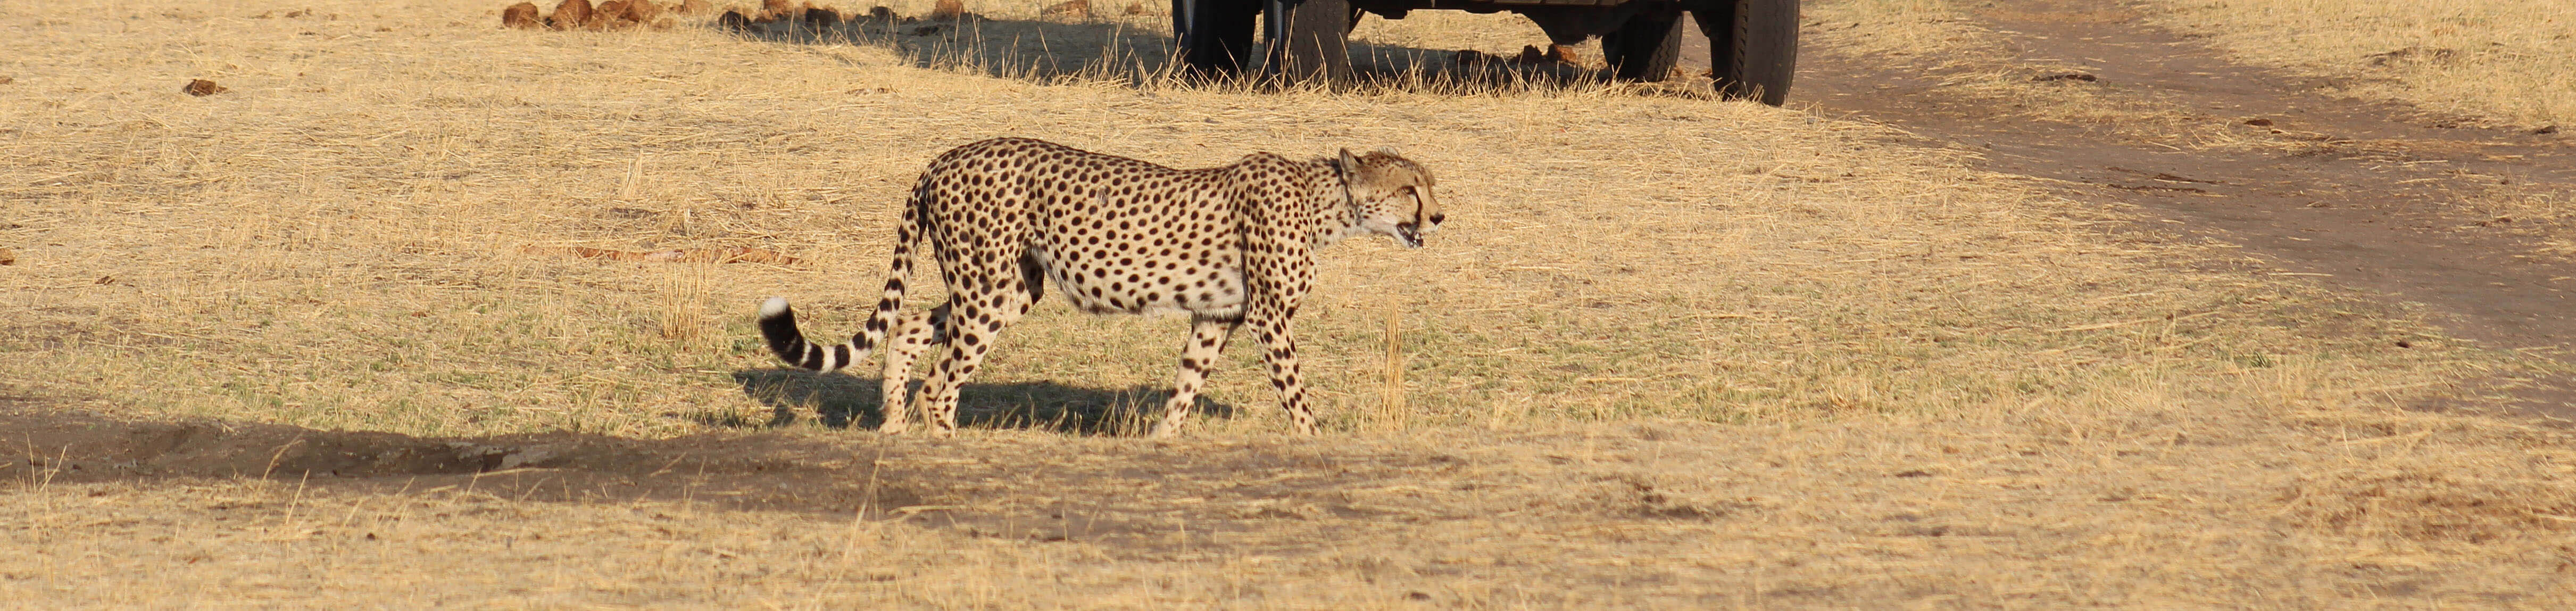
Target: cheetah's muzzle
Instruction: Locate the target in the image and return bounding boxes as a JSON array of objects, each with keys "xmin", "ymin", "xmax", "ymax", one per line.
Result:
[{"xmin": 1395, "ymin": 222, "xmax": 1424, "ymax": 248}]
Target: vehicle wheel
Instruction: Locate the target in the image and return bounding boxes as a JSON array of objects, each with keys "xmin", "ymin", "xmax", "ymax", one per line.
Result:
[
  {"xmin": 1173, "ymin": 0, "xmax": 1257, "ymax": 76},
  {"xmin": 1265, "ymin": 0, "xmax": 1352, "ymax": 83},
  {"xmin": 1600, "ymin": 10, "xmax": 1685, "ymax": 82},
  {"xmin": 1695, "ymin": 0, "xmax": 1797, "ymax": 105}
]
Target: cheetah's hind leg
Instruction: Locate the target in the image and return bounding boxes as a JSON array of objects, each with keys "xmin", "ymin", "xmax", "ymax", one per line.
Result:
[{"xmin": 874, "ymin": 303, "xmax": 948, "ymax": 434}]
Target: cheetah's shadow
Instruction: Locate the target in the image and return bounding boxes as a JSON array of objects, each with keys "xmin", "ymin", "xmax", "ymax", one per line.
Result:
[{"xmin": 724, "ymin": 369, "xmax": 1237, "ymax": 436}]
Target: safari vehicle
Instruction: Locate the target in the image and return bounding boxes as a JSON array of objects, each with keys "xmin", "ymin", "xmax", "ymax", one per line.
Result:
[{"xmin": 1169, "ymin": 0, "xmax": 1797, "ymax": 104}]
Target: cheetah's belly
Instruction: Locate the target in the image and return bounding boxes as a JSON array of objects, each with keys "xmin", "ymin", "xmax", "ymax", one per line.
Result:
[{"xmin": 1033, "ymin": 246, "xmax": 1245, "ymax": 318}]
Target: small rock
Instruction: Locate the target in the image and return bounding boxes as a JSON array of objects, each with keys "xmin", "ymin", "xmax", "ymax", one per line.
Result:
[
  {"xmin": 502, "ymin": 2, "xmax": 543, "ymax": 28},
  {"xmin": 805, "ymin": 5, "xmax": 843, "ymax": 26},
  {"xmin": 2032, "ymin": 72, "xmax": 2098, "ymax": 82},
  {"xmin": 1122, "ymin": 2, "xmax": 1145, "ymax": 15},
  {"xmin": 1546, "ymin": 44, "xmax": 1580, "ymax": 64},
  {"xmin": 761, "ymin": 0, "xmax": 799, "ymax": 20},
  {"xmin": 2242, "ymin": 118, "xmax": 2273, "ymax": 127},
  {"xmin": 595, "ymin": 0, "xmax": 635, "ymax": 27},
  {"xmin": 2535, "ymin": 125, "xmax": 2560, "ymax": 135},
  {"xmin": 545, "ymin": 0, "xmax": 594, "ymax": 30},
  {"xmin": 622, "ymin": 0, "xmax": 661, "ymax": 22},
  {"xmin": 928, "ymin": 0, "xmax": 965, "ymax": 21},
  {"xmin": 182, "ymin": 79, "xmax": 227, "ymax": 96},
  {"xmin": 0, "ymin": 248, "xmax": 15, "ymax": 266}
]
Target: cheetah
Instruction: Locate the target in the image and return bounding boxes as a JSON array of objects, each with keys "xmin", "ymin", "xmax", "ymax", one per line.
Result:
[{"xmin": 757, "ymin": 137, "xmax": 1442, "ymax": 437}]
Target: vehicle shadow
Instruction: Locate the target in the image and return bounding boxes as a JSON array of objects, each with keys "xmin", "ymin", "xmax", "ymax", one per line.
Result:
[
  {"xmin": 727, "ymin": 368, "xmax": 1238, "ymax": 436},
  {"xmin": 720, "ymin": 13, "xmax": 1716, "ymax": 97}
]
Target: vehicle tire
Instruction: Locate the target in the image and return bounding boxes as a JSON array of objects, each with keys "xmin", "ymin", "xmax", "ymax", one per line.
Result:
[
  {"xmin": 1601, "ymin": 10, "xmax": 1685, "ymax": 82},
  {"xmin": 1173, "ymin": 0, "xmax": 1257, "ymax": 76},
  {"xmin": 1265, "ymin": 0, "xmax": 1352, "ymax": 83},
  {"xmin": 1695, "ymin": 0, "xmax": 1797, "ymax": 105}
]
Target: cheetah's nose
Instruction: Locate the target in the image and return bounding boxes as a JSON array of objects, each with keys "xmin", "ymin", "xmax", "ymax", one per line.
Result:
[{"xmin": 1427, "ymin": 213, "xmax": 1445, "ymax": 225}]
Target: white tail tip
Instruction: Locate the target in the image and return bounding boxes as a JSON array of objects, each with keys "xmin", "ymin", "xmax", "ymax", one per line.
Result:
[{"xmin": 758, "ymin": 296, "xmax": 791, "ymax": 318}]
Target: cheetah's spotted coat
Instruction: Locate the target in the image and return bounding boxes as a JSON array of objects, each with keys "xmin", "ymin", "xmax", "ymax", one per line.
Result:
[{"xmin": 759, "ymin": 137, "xmax": 1443, "ymax": 436}]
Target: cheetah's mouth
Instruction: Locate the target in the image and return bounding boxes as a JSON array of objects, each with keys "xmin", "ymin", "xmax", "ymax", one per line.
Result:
[{"xmin": 1394, "ymin": 222, "xmax": 1423, "ymax": 249}]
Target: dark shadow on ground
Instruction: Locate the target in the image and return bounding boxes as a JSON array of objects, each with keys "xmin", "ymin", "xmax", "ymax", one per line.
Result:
[
  {"xmin": 716, "ymin": 12, "xmax": 1719, "ymax": 97},
  {"xmin": 0, "ymin": 399, "xmax": 927, "ymax": 515},
  {"xmin": 728, "ymin": 368, "xmax": 1237, "ymax": 436}
]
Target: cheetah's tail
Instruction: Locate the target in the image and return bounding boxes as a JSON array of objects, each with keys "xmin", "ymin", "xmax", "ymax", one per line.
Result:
[
  {"xmin": 757, "ymin": 296, "xmax": 876, "ymax": 374},
  {"xmin": 755, "ymin": 176, "xmax": 927, "ymax": 374}
]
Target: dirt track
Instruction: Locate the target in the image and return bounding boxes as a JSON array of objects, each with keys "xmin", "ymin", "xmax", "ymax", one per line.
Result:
[{"xmin": 1773, "ymin": 0, "xmax": 2576, "ymax": 416}]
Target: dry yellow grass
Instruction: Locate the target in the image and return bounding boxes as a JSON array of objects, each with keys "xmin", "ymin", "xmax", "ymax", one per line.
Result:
[
  {"xmin": 2, "ymin": 0, "xmax": 2571, "ymax": 606},
  {"xmin": 2140, "ymin": 0, "xmax": 2576, "ymax": 130}
]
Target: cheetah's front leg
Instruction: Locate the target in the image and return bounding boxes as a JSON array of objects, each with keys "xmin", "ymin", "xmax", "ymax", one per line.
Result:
[
  {"xmin": 1150, "ymin": 315, "xmax": 1241, "ymax": 438},
  {"xmin": 1252, "ymin": 312, "xmax": 1318, "ymax": 435}
]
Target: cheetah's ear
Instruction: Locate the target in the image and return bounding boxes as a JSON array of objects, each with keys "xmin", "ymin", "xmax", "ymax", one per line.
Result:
[{"xmin": 1336, "ymin": 148, "xmax": 1360, "ymax": 180}]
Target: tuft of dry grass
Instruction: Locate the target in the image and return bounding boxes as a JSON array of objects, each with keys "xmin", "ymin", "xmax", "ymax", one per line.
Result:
[
  {"xmin": 2138, "ymin": 0, "xmax": 2576, "ymax": 130},
  {"xmin": 1, "ymin": 0, "xmax": 2571, "ymax": 606}
]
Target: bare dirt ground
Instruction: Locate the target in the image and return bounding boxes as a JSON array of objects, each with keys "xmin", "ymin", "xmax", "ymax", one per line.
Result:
[{"xmin": 1774, "ymin": 0, "xmax": 2576, "ymax": 416}]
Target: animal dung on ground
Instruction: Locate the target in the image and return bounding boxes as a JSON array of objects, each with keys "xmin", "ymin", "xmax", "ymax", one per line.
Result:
[
  {"xmin": 521, "ymin": 245, "xmax": 803, "ymax": 265},
  {"xmin": 501, "ymin": 2, "xmax": 542, "ymax": 28},
  {"xmin": 183, "ymin": 79, "xmax": 227, "ymax": 96}
]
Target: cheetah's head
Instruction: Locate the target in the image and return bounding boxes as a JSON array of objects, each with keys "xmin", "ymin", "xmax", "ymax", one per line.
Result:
[{"xmin": 1337, "ymin": 147, "xmax": 1443, "ymax": 249}]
